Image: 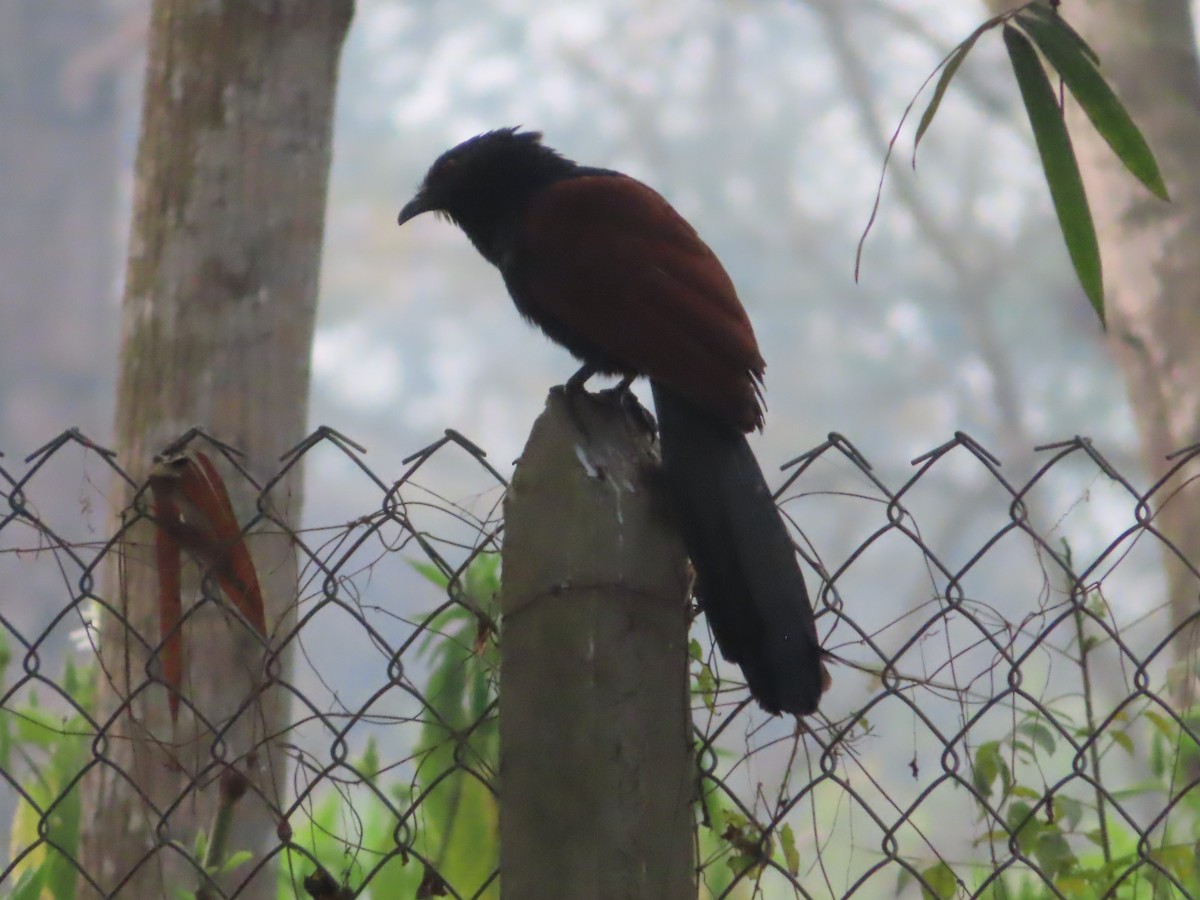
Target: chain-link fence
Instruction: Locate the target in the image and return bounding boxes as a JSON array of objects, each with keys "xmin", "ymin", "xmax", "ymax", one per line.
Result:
[{"xmin": 1, "ymin": 425, "xmax": 1198, "ymax": 898}]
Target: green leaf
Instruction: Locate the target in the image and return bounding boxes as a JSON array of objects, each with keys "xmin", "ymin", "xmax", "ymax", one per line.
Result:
[
  {"xmin": 1150, "ymin": 843, "xmax": 1196, "ymax": 882},
  {"xmin": 696, "ymin": 664, "xmax": 716, "ymax": 714},
  {"xmin": 10, "ymin": 866, "xmax": 46, "ymax": 900},
  {"xmin": 0, "ymin": 712, "xmax": 9, "ymax": 772},
  {"xmin": 192, "ymin": 828, "xmax": 209, "ymax": 863},
  {"xmin": 219, "ymin": 850, "xmax": 253, "ymax": 875},
  {"xmin": 1034, "ymin": 827, "xmax": 1077, "ymax": 878},
  {"xmin": 779, "ymin": 823, "xmax": 800, "ymax": 877},
  {"xmin": 1108, "ymin": 729, "xmax": 1135, "ymax": 755},
  {"xmin": 1017, "ymin": 2, "xmax": 1100, "ymax": 64},
  {"xmin": 464, "ymin": 552, "xmax": 501, "ymax": 598},
  {"xmin": 359, "ymin": 737, "xmax": 380, "ymax": 780},
  {"xmin": 723, "ymin": 811, "xmax": 748, "ymax": 834},
  {"xmin": 999, "ymin": 767, "xmax": 1014, "ymax": 801},
  {"xmin": 1017, "ymin": 721, "xmax": 1057, "ymax": 756},
  {"xmin": 856, "ymin": 6, "xmax": 1012, "ymax": 278},
  {"xmin": 913, "ymin": 6, "xmax": 1016, "ymax": 163},
  {"xmin": 1111, "ymin": 779, "xmax": 1167, "ymax": 800},
  {"xmin": 410, "ymin": 592, "xmax": 500, "ymax": 900},
  {"xmin": 726, "ymin": 851, "xmax": 761, "ymax": 877},
  {"xmin": 409, "ymin": 559, "xmax": 450, "ymax": 589},
  {"xmin": 1006, "ymin": 801, "xmax": 1041, "ymax": 855},
  {"xmin": 1144, "ymin": 710, "xmax": 1175, "ymax": 740},
  {"xmin": 973, "ymin": 741, "xmax": 1001, "ymax": 799},
  {"xmin": 1150, "ymin": 870, "xmax": 1176, "ymax": 900},
  {"xmin": 1053, "ymin": 874, "xmax": 1092, "ymax": 896},
  {"xmin": 1150, "ymin": 731, "xmax": 1166, "ymax": 777},
  {"xmin": 704, "ymin": 789, "xmax": 729, "ymax": 835},
  {"xmin": 919, "ymin": 861, "xmax": 958, "ymax": 900},
  {"xmin": 1053, "ymin": 795, "xmax": 1084, "ymax": 831},
  {"xmin": 13, "ymin": 706, "xmax": 61, "ymax": 748},
  {"xmin": 977, "ymin": 828, "xmax": 1010, "ymax": 844},
  {"xmin": 914, "ymin": 41, "xmax": 978, "ymax": 162},
  {"xmin": 1003, "ymin": 24, "xmax": 1104, "ymax": 323},
  {"xmin": 1016, "ymin": 8, "xmax": 1168, "ymax": 200}
]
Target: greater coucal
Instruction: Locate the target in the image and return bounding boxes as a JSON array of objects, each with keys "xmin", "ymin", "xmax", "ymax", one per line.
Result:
[{"xmin": 398, "ymin": 128, "xmax": 826, "ymax": 716}]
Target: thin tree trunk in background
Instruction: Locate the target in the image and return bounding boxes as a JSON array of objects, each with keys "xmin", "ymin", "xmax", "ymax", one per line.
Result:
[
  {"xmin": 0, "ymin": 0, "xmax": 123, "ymax": 444},
  {"xmin": 983, "ymin": 0, "xmax": 1200, "ymax": 689},
  {"xmin": 77, "ymin": 2, "xmax": 354, "ymax": 897},
  {"xmin": 0, "ymin": 1, "xmax": 124, "ymax": 633}
]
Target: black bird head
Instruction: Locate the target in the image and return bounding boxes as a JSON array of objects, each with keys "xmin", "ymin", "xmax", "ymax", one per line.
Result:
[{"xmin": 397, "ymin": 128, "xmax": 578, "ymax": 265}]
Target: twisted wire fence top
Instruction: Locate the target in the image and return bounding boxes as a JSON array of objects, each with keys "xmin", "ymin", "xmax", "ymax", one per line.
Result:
[{"xmin": 0, "ymin": 425, "xmax": 1197, "ymax": 898}]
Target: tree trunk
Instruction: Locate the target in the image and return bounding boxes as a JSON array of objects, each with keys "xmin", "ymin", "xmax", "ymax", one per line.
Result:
[
  {"xmin": 77, "ymin": 2, "xmax": 354, "ymax": 897},
  {"xmin": 982, "ymin": 0, "xmax": 1200, "ymax": 690},
  {"xmin": 1054, "ymin": 0, "xmax": 1200, "ymax": 692},
  {"xmin": 501, "ymin": 391, "xmax": 696, "ymax": 900}
]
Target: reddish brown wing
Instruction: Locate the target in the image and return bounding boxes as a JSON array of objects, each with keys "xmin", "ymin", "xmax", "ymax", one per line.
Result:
[{"xmin": 514, "ymin": 175, "xmax": 766, "ymax": 432}]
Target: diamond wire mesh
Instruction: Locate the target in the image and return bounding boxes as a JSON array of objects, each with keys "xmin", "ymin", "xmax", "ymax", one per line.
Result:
[{"xmin": 0, "ymin": 426, "xmax": 1198, "ymax": 898}]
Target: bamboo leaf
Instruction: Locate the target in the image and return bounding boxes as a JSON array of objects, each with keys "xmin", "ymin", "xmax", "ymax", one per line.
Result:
[
  {"xmin": 1018, "ymin": 1, "xmax": 1100, "ymax": 64},
  {"xmin": 1004, "ymin": 24, "xmax": 1104, "ymax": 323},
  {"xmin": 1016, "ymin": 8, "xmax": 1169, "ymax": 200},
  {"xmin": 856, "ymin": 7, "xmax": 1011, "ymax": 279},
  {"xmin": 914, "ymin": 40, "xmax": 979, "ymax": 163}
]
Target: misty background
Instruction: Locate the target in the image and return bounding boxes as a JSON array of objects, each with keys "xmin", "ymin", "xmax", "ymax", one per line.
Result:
[{"xmin": 3, "ymin": 0, "xmax": 1183, "ymax": 893}]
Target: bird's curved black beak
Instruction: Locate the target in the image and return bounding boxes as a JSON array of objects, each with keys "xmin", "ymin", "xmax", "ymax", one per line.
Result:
[{"xmin": 397, "ymin": 192, "xmax": 431, "ymax": 226}]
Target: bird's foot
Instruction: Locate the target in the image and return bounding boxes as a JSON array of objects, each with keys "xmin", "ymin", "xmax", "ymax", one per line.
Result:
[
  {"xmin": 562, "ymin": 364, "xmax": 598, "ymax": 393},
  {"xmin": 553, "ymin": 370, "xmax": 655, "ymax": 439},
  {"xmin": 551, "ymin": 366, "xmax": 599, "ymax": 438},
  {"xmin": 600, "ymin": 379, "xmax": 657, "ymax": 437}
]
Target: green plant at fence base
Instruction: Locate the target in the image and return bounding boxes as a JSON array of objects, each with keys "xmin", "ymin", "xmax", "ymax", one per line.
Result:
[
  {"xmin": 897, "ymin": 706, "xmax": 1200, "ymax": 899},
  {"xmin": 12, "ymin": 556, "xmax": 1199, "ymax": 898},
  {"xmin": 278, "ymin": 552, "xmax": 502, "ymax": 898},
  {"xmin": 692, "ymin": 635, "xmax": 808, "ymax": 897},
  {"xmin": 4, "ymin": 642, "xmax": 92, "ymax": 900},
  {"xmin": 0, "ymin": 554, "xmax": 503, "ymax": 899},
  {"xmin": 276, "ymin": 737, "xmax": 422, "ymax": 897},
  {"xmin": 897, "ymin": 584, "xmax": 1200, "ymax": 900},
  {"xmin": 186, "ymin": 769, "xmax": 255, "ymax": 900},
  {"xmin": 0, "ymin": 640, "xmax": 270, "ymax": 900},
  {"xmin": 696, "ymin": 778, "xmax": 806, "ymax": 896}
]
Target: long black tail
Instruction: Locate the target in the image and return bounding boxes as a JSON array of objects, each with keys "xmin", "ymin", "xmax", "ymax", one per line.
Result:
[{"xmin": 651, "ymin": 383, "xmax": 826, "ymax": 715}]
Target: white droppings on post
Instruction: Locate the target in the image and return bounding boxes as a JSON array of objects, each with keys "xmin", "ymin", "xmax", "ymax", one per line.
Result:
[{"xmin": 574, "ymin": 443, "xmax": 598, "ymax": 478}]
